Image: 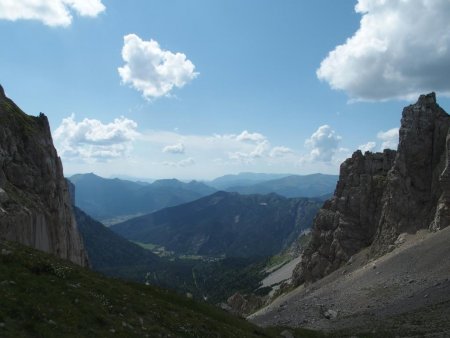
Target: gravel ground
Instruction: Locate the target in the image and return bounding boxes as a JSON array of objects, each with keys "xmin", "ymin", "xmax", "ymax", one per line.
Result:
[
  {"xmin": 261, "ymin": 257, "xmax": 302, "ymax": 288},
  {"xmin": 249, "ymin": 227, "xmax": 450, "ymax": 337}
]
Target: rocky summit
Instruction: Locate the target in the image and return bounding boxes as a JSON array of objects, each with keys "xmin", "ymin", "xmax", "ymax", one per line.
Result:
[
  {"xmin": 0, "ymin": 85, "xmax": 87, "ymax": 266},
  {"xmin": 293, "ymin": 93, "xmax": 450, "ymax": 285}
]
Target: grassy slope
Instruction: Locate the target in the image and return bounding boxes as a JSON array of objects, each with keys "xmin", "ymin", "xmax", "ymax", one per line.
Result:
[{"xmin": 0, "ymin": 240, "xmax": 323, "ymax": 338}]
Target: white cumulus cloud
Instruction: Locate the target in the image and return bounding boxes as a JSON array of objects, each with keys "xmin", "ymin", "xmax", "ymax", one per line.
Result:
[
  {"xmin": 0, "ymin": 0, "xmax": 105, "ymax": 27},
  {"xmin": 235, "ymin": 130, "xmax": 267, "ymax": 143},
  {"xmin": 305, "ymin": 125, "xmax": 341, "ymax": 162},
  {"xmin": 226, "ymin": 131, "xmax": 270, "ymax": 163},
  {"xmin": 358, "ymin": 141, "xmax": 376, "ymax": 153},
  {"xmin": 269, "ymin": 146, "xmax": 294, "ymax": 158},
  {"xmin": 228, "ymin": 140, "xmax": 270, "ymax": 163},
  {"xmin": 162, "ymin": 143, "xmax": 185, "ymax": 154},
  {"xmin": 317, "ymin": 0, "xmax": 450, "ymax": 101},
  {"xmin": 118, "ymin": 34, "xmax": 199, "ymax": 99},
  {"xmin": 54, "ymin": 114, "xmax": 138, "ymax": 160},
  {"xmin": 377, "ymin": 127, "xmax": 399, "ymax": 150}
]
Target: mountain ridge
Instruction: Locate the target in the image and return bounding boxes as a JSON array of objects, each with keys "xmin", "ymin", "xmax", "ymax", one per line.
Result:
[
  {"xmin": 0, "ymin": 85, "xmax": 87, "ymax": 266},
  {"xmin": 69, "ymin": 173, "xmax": 216, "ymax": 222},
  {"xmin": 208, "ymin": 172, "xmax": 292, "ymax": 190},
  {"xmin": 225, "ymin": 174, "xmax": 338, "ymax": 198},
  {"xmin": 111, "ymin": 191, "xmax": 322, "ymax": 258}
]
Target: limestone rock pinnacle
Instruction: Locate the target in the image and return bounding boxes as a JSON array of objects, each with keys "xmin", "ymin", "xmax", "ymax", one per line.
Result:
[{"xmin": 293, "ymin": 93, "xmax": 450, "ymax": 285}]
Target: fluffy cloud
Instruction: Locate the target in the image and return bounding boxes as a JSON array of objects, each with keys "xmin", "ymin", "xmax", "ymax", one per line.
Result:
[
  {"xmin": 358, "ymin": 141, "xmax": 376, "ymax": 153},
  {"xmin": 235, "ymin": 130, "xmax": 266, "ymax": 143},
  {"xmin": 269, "ymin": 146, "xmax": 294, "ymax": 158},
  {"xmin": 54, "ymin": 114, "xmax": 138, "ymax": 160},
  {"xmin": 377, "ymin": 127, "xmax": 399, "ymax": 150},
  {"xmin": 317, "ymin": 0, "xmax": 450, "ymax": 100},
  {"xmin": 118, "ymin": 34, "xmax": 198, "ymax": 99},
  {"xmin": 139, "ymin": 129, "xmax": 296, "ymax": 166},
  {"xmin": 305, "ymin": 125, "xmax": 341, "ymax": 162},
  {"xmin": 162, "ymin": 143, "xmax": 185, "ymax": 154},
  {"xmin": 60, "ymin": 126, "xmax": 343, "ymax": 179},
  {"xmin": 0, "ymin": 0, "xmax": 105, "ymax": 27},
  {"xmin": 228, "ymin": 140, "xmax": 270, "ymax": 163},
  {"xmin": 225, "ymin": 131, "xmax": 270, "ymax": 163}
]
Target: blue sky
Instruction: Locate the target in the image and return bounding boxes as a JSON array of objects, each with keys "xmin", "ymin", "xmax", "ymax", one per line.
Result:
[{"xmin": 1, "ymin": 0, "xmax": 449, "ymax": 180}]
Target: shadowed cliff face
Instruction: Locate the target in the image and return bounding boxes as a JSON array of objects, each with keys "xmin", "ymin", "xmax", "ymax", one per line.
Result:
[
  {"xmin": 294, "ymin": 93, "xmax": 450, "ymax": 285},
  {"xmin": 0, "ymin": 85, "xmax": 88, "ymax": 266},
  {"xmin": 372, "ymin": 93, "xmax": 450, "ymax": 252},
  {"xmin": 293, "ymin": 150, "xmax": 397, "ymax": 283}
]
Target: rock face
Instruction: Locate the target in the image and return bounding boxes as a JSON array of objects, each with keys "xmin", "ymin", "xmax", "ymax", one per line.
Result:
[
  {"xmin": 372, "ymin": 93, "xmax": 450, "ymax": 251},
  {"xmin": 293, "ymin": 150, "xmax": 397, "ymax": 283},
  {"xmin": 293, "ymin": 93, "xmax": 450, "ymax": 285},
  {"xmin": 0, "ymin": 85, "xmax": 87, "ymax": 266}
]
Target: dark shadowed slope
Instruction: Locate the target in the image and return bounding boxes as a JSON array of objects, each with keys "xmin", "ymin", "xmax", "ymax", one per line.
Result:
[
  {"xmin": 111, "ymin": 191, "xmax": 322, "ymax": 258},
  {"xmin": 74, "ymin": 206, "xmax": 162, "ymax": 280},
  {"xmin": 0, "ymin": 239, "xmax": 324, "ymax": 337},
  {"xmin": 75, "ymin": 206, "xmax": 275, "ymax": 303}
]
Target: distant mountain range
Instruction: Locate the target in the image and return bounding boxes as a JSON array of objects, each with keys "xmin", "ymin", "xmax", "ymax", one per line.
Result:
[
  {"xmin": 111, "ymin": 191, "xmax": 322, "ymax": 258},
  {"xmin": 69, "ymin": 172, "xmax": 337, "ymax": 224},
  {"xmin": 69, "ymin": 173, "xmax": 216, "ymax": 222},
  {"xmin": 207, "ymin": 172, "xmax": 291, "ymax": 190},
  {"xmin": 224, "ymin": 173, "xmax": 338, "ymax": 198}
]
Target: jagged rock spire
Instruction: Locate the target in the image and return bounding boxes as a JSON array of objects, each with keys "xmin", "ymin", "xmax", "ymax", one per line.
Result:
[{"xmin": 293, "ymin": 93, "xmax": 450, "ymax": 286}]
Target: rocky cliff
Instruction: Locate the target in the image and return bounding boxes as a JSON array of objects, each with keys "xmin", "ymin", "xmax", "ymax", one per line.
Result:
[
  {"xmin": 0, "ymin": 85, "xmax": 87, "ymax": 266},
  {"xmin": 294, "ymin": 93, "xmax": 450, "ymax": 285},
  {"xmin": 372, "ymin": 93, "xmax": 450, "ymax": 251}
]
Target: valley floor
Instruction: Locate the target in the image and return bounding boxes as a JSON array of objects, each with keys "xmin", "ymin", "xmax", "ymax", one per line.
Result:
[{"xmin": 249, "ymin": 226, "xmax": 450, "ymax": 337}]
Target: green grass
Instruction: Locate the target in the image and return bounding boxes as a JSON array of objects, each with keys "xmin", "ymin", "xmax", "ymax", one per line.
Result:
[
  {"xmin": 266, "ymin": 253, "xmax": 290, "ymax": 269},
  {"xmin": 131, "ymin": 241, "xmax": 159, "ymax": 250},
  {"xmin": 178, "ymin": 254, "xmax": 208, "ymax": 260},
  {"xmin": 0, "ymin": 98, "xmax": 38, "ymax": 136},
  {"xmin": 0, "ymin": 240, "xmax": 323, "ymax": 337},
  {"xmin": 131, "ymin": 241, "xmax": 175, "ymax": 257},
  {"xmin": 131, "ymin": 241, "xmax": 223, "ymax": 262}
]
